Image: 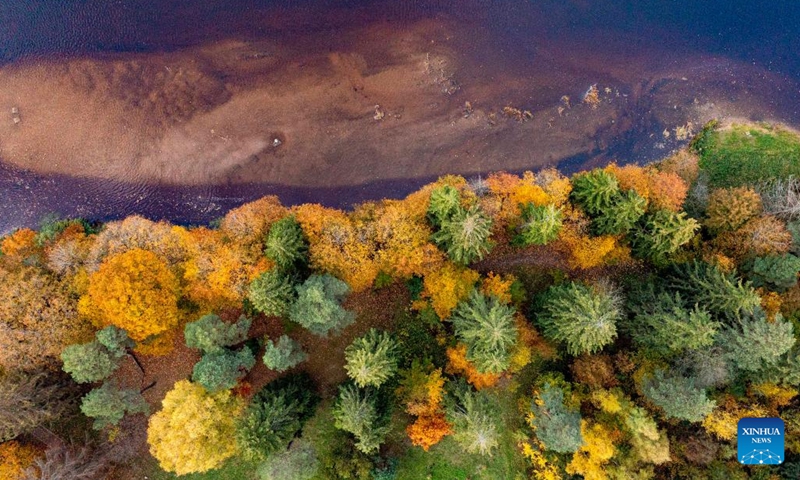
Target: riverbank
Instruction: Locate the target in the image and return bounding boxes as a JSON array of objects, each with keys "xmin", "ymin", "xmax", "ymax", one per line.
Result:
[{"xmin": 1, "ymin": 0, "xmax": 799, "ymax": 233}]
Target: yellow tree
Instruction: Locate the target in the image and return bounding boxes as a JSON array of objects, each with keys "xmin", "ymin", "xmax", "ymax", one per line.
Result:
[
  {"xmin": 373, "ymin": 200, "xmax": 444, "ymax": 279},
  {"xmin": 147, "ymin": 380, "xmax": 244, "ymax": 475},
  {"xmin": 566, "ymin": 421, "xmax": 618, "ymax": 480},
  {"xmin": 293, "ymin": 204, "xmax": 379, "ymax": 292},
  {"xmin": 422, "ymin": 263, "xmax": 480, "ymax": 319},
  {"xmin": 446, "ymin": 344, "xmax": 500, "ymax": 389},
  {"xmin": 398, "ymin": 364, "xmax": 452, "ymax": 450},
  {"xmin": 0, "ymin": 229, "xmax": 37, "ymax": 258},
  {"xmin": 0, "ymin": 441, "xmax": 41, "ymax": 480},
  {"xmin": 182, "ymin": 227, "xmax": 270, "ymax": 311},
  {"xmin": 79, "ymin": 248, "xmax": 181, "ymax": 346},
  {"xmin": 485, "ymin": 172, "xmax": 550, "ymax": 225}
]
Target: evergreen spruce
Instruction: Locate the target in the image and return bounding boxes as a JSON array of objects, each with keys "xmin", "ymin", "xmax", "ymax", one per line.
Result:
[
  {"xmin": 248, "ymin": 270, "xmax": 296, "ymax": 317},
  {"xmin": 446, "ymin": 385, "xmax": 500, "ymax": 456},
  {"xmin": 592, "ymin": 189, "xmax": 647, "ymax": 235},
  {"xmin": 538, "ymin": 281, "xmax": 621, "ymax": 356},
  {"xmin": 237, "ymin": 374, "xmax": 318, "ymax": 462},
  {"xmin": 289, "ymin": 274, "xmax": 355, "ymax": 337},
  {"xmin": 669, "ymin": 261, "xmax": 761, "ymax": 320},
  {"xmin": 344, "ymin": 329, "xmax": 399, "ymax": 388},
  {"xmin": 332, "ymin": 384, "xmax": 390, "ymax": 455},
  {"xmin": 642, "ymin": 370, "xmax": 715, "ymax": 422},
  {"xmin": 265, "ymin": 216, "xmax": 308, "ymax": 272},
  {"xmin": 432, "ymin": 205, "xmax": 494, "ymax": 265},
  {"xmin": 513, "ymin": 203, "xmax": 563, "ymax": 246},
  {"xmin": 184, "ymin": 314, "xmax": 251, "ymax": 354},
  {"xmin": 451, "ymin": 290, "xmax": 518, "ymax": 373},
  {"xmin": 631, "ymin": 209, "xmax": 699, "ymax": 265},
  {"xmin": 191, "ymin": 348, "xmax": 255, "ymax": 392},
  {"xmin": 570, "ymin": 169, "xmax": 620, "ymax": 216},
  {"xmin": 80, "ymin": 382, "xmax": 149, "ymax": 430},
  {"xmin": 529, "ymin": 383, "xmax": 583, "ymax": 453}
]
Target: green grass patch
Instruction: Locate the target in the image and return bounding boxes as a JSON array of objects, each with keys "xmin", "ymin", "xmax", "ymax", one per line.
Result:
[
  {"xmin": 137, "ymin": 455, "xmax": 258, "ymax": 480},
  {"xmin": 393, "ymin": 387, "xmax": 527, "ymax": 480},
  {"xmin": 694, "ymin": 122, "xmax": 800, "ymax": 187}
]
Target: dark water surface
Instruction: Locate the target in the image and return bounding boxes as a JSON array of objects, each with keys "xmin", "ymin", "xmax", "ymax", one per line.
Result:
[{"xmin": 1, "ymin": 0, "xmax": 799, "ymax": 233}]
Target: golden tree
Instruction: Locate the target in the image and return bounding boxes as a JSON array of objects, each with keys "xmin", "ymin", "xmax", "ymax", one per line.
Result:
[
  {"xmin": 79, "ymin": 248, "xmax": 181, "ymax": 345},
  {"xmin": 373, "ymin": 200, "xmax": 444, "ymax": 279},
  {"xmin": 705, "ymin": 187, "xmax": 763, "ymax": 233},
  {"xmin": 422, "ymin": 263, "xmax": 480, "ymax": 319},
  {"xmin": 445, "ymin": 344, "xmax": 500, "ymax": 389},
  {"xmin": 566, "ymin": 421, "xmax": 618, "ymax": 480},
  {"xmin": 182, "ymin": 227, "xmax": 269, "ymax": 310},
  {"xmin": 0, "ymin": 441, "xmax": 41, "ymax": 480},
  {"xmin": 293, "ymin": 204, "xmax": 379, "ymax": 291},
  {"xmin": 398, "ymin": 363, "xmax": 452, "ymax": 450},
  {"xmin": 147, "ymin": 380, "xmax": 244, "ymax": 475},
  {"xmin": 0, "ymin": 229, "xmax": 37, "ymax": 258}
]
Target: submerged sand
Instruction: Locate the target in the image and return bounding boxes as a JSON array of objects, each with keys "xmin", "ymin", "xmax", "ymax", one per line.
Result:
[{"xmin": 1, "ymin": 1, "xmax": 798, "ymax": 189}]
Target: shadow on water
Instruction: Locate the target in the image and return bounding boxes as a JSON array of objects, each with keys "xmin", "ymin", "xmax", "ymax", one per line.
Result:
[{"xmin": 1, "ymin": 154, "xmax": 601, "ymax": 234}]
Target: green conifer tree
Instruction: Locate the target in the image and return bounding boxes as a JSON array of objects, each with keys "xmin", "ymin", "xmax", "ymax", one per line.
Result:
[
  {"xmin": 446, "ymin": 385, "xmax": 500, "ymax": 456},
  {"xmin": 248, "ymin": 270, "xmax": 296, "ymax": 317},
  {"xmin": 529, "ymin": 382, "xmax": 583, "ymax": 453},
  {"xmin": 513, "ymin": 203, "xmax": 563, "ymax": 246},
  {"xmin": 192, "ymin": 348, "xmax": 255, "ymax": 392},
  {"xmin": 237, "ymin": 374, "xmax": 318, "ymax": 462},
  {"xmin": 451, "ymin": 290, "xmax": 518, "ymax": 373},
  {"xmin": 538, "ymin": 281, "xmax": 621, "ymax": 356},
  {"xmin": 344, "ymin": 329, "xmax": 399, "ymax": 388},
  {"xmin": 61, "ymin": 341, "xmax": 119, "ymax": 384},
  {"xmin": 427, "ymin": 185, "xmax": 462, "ymax": 227},
  {"xmin": 570, "ymin": 169, "xmax": 620, "ymax": 216},
  {"xmin": 626, "ymin": 290, "xmax": 719, "ymax": 355},
  {"xmin": 719, "ymin": 312, "xmax": 795, "ymax": 373},
  {"xmin": 669, "ymin": 261, "xmax": 761, "ymax": 320},
  {"xmin": 432, "ymin": 205, "xmax": 494, "ymax": 265},
  {"xmin": 748, "ymin": 254, "xmax": 800, "ymax": 292},
  {"xmin": 265, "ymin": 216, "xmax": 308, "ymax": 272},
  {"xmin": 80, "ymin": 382, "xmax": 149, "ymax": 430},
  {"xmin": 592, "ymin": 189, "xmax": 647, "ymax": 235},
  {"xmin": 332, "ymin": 384, "xmax": 390, "ymax": 455},
  {"xmin": 631, "ymin": 209, "xmax": 699, "ymax": 265},
  {"xmin": 184, "ymin": 314, "xmax": 251, "ymax": 354},
  {"xmin": 642, "ymin": 370, "xmax": 715, "ymax": 422}
]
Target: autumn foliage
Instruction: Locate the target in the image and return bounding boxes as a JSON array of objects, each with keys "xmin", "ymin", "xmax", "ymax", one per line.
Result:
[
  {"xmin": 0, "ymin": 441, "xmax": 41, "ymax": 480},
  {"xmin": 147, "ymin": 380, "xmax": 244, "ymax": 475},
  {"xmin": 398, "ymin": 364, "xmax": 452, "ymax": 450},
  {"xmin": 78, "ymin": 248, "xmax": 181, "ymax": 345},
  {"xmin": 446, "ymin": 344, "xmax": 500, "ymax": 389},
  {"xmin": 421, "ymin": 263, "xmax": 480, "ymax": 319},
  {"xmin": 0, "ymin": 265, "xmax": 93, "ymax": 371}
]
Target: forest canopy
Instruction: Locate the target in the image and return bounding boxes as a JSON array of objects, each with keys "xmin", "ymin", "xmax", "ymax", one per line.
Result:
[{"xmin": 2, "ymin": 122, "xmax": 800, "ymax": 479}]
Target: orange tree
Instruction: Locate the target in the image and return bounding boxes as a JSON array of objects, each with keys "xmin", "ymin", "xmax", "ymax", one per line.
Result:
[{"xmin": 78, "ymin": 248, "xmax": 181, "ymax": 346}]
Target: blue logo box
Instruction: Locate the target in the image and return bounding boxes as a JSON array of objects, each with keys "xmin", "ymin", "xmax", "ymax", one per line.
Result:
[{"xmin": 738, "ymin": 417, "xmax": 784, "ymax": 465}]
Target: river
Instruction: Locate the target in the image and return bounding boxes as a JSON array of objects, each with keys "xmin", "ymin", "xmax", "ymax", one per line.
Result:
[{"xmin": 1, "ymin": 0, "xmax": 799, "ymax": 233}]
